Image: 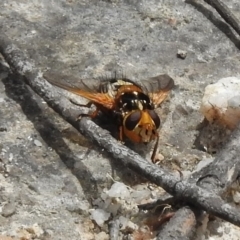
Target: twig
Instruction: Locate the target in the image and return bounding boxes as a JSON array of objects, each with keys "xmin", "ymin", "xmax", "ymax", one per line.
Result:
[
  {"xmin": 189, "ymin": 127, "xmax": 240, "ymax": 193},
  {"xmin": 108, "ymin": 219, "xmax": 120, "ymax": 240},
  {"xmin": 204, "ymin": 0, "xmax": 240, "ymax": 37},
  {"xmin": 78, "ymin": 115, "xmax": 240, "ymax": 227},
  {"xmin": 159, "ymin": 0, "xmax": 240, "ymax": 235},
  {"xmin": 1, "ymin": 34, "xmax": 240, "ymax": 227},
  {"xmin": 147, "ymin": 122, "xmax": 240, "ymax": 236},
  {"xmin": 156, "ymin": 207, "xmax": 197, "ymax": 240}
]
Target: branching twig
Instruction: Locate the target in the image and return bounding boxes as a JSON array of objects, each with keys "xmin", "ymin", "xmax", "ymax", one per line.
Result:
[
  {"xmin": 160, "ymin": 0, "xmax": 240, "ymax": 236},
  {"xmin": 189, "ymin": 127, "xmax": 240, "ymax": 193},
  {"xmin": 143, "ymin": 121, "xmax": 240, "ymax": 236},
  {"xmin": 204, "ymin": 0, "xmax": 240, "ymax": 37}
]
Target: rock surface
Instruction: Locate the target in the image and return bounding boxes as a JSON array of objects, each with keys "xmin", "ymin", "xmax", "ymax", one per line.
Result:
[{"xmin": 0, "ymin": 0, "xmax": 240, "ymax": 239}]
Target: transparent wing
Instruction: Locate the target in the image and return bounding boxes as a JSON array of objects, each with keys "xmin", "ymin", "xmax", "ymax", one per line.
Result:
[
  {"xmin": 43, "ymin": 71, "xmax": 115, "ymax": 109},
  {"xmin": 139, "ymin": 74, "xmax": 174, "ymax": 106},
  {"xmin": 43, "ymin": 71, "xmax": 102, "ymax": 92}
]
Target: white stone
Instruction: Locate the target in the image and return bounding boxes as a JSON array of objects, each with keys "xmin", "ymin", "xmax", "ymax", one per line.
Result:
[
  {"xmin": 91, "ymin": 209, "xmax": 110, "ymax": 227},
  {"xmin": 118, "ymin": 216, "xmax": 137, "ymax": 232},
  {"xmin": 94, "ymin": 231, "xmax": 109, "ymax": 240},
  {"xmin": 107, "ymin": 182, "xmax": 130, "ymax": 199},
  {"xmin": 34, "ymin": 139, "xmax": 42, "ymax": 147},
  {"xmin": 200, "ymin": 77, "xmax": 240, "ymax": 129},
  {"xmin": 130, "ymin": 189, "xmax": 151, "ymax": 204},
  {"xmin": 31, "ymin": 223, "xmax": 44, "ymax": 237},
  {"xmin": 118, "ymin": 216, "xmax": 129, "ymax": 230},
  {"xmin": 233, "ymin": 191, "xmax": 240, "ymax": 204}
]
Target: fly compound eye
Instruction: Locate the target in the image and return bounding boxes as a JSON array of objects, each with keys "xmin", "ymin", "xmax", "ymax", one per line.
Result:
[
  {"xmin": 148, "ymin": 110, "xmax": 160, "ymax": 129},
  {"xmin": 125, "ymin": 111, "xmax": 141, "ymax": 130}
]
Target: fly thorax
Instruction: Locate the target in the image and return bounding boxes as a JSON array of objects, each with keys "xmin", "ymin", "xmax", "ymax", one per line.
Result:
[
  {"xmin": 118, "ymin": 91, "xmax": 153, "ymax": 112},
  {"xmin": 104, "ymin": 79, "xmax": 134, "ymax": 98}
]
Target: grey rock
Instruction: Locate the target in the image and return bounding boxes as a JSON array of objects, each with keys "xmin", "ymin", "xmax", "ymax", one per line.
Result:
[
  {"xmin": 1, "ymin": 202, "xmax": 16, "ymax": 217},
  {"xmin": 0, "ymin": 0, "xmax": 240, "ymax": 239}
]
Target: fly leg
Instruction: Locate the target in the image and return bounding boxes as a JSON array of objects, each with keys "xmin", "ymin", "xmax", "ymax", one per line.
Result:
[
  {"xmin": 151, "ymin": 134, "xmax": 159, "ymax": 163},
  {"xmin": 69, "ymin": 99, "xmax": 93, "ymax": 108},
  {"xmin": 69, "ymin": 99, "xmax": 99, "ymax": 120},
  {"xmin": 76, "ymin": 109, "xmax": 100, "ymax": 121},
  {"xmin": 119, "ymin": 125, "xmax": 124, "ymax": 142},
  {"xmin": 114, "ymin": 111, "xmax": 124, "ymax": 143}
]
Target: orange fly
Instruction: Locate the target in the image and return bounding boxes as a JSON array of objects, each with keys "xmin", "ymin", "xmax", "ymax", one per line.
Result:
[{"xmin": 43, "ymin": 72, "xmax": 174, "ymax": 162}]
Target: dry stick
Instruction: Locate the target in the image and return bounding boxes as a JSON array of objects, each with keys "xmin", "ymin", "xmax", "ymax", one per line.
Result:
[
  {"xmin": 189, "ymin": 128, "xmax": 240, "ymax": 193},
  {"xmin": 158, "ymin": 0, "xmax": 240, "ymax": 237},
  {"xmin": 155, "ymin": 123, "xmax": 240, "ymax": 238},
  {"xmin": 139, "ymin": 194, "xmax": 198, "ymax": 239},
  {"xmin": 108, "ymin": 219, "xmax": 120, "ymax": 240},
  {"xmin": 204, "ymin": 0, "xmax": 240, "ymax": 36},
  {"xmin": 147, "ymin": 114, "xmax": 240, "ymax": 237},
  {"xmin": 160, "ymin": 0, "xmax": 240, "ymax": 235},
  {"xmin": 139, "ymin": 193, "xmax": 198, "ymax": 239},
  {"xmin": 78, "ymin": 118, "xmax": 240, "ymax": 224},
  {"xmin": 1, "ymin": 36, "xmax": 240, "ymax": 227},
  {"xmin": 157, "ymin": 207, "xmax": 197, "ymax": 240}
]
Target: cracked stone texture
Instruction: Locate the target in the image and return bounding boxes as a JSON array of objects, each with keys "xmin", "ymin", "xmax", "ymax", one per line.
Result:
[{"xmin": 0, "ymin": 0, "xmax": 240, "ymax": 239}]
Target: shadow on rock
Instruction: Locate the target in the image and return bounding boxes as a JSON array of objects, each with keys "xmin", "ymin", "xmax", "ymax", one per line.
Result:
[{"xmin": 2, "ymin": 70, "xmax": 101, "ymax": 200}]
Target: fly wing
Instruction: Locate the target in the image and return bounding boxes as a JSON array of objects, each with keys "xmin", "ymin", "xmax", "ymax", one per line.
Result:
[
  {"xmin": 43, "ymin": 71, "xmax": 101, "ymax": 92},
  {"xmin": 139, "ymin": 74, "xmax": 174, "ymax": 107},
  {"xmin": 43, "ymin": 71, "xmax": 115, "ymax": 109}
]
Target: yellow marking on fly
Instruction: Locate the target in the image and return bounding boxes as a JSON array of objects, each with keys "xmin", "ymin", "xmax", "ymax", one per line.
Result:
[
  {"xmin": 137, "ymin": 100, "xmax": 143, "ymax": 110},
  {"xmin": 116, "ymin": 80, "xmax": 133, "ymax": 85}
]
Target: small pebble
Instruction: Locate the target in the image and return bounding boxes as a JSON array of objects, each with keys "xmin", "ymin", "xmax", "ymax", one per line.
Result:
[
  {"xmin": 130, "ymin": 189, "xmax": 151, "ymax": 204},
  {"xmin": 34, "ymin": 139, "xmax": 42, "ymax": 147},
  {"xmin": 0, "ymin": 127, "xmax": 7, "ymax": 132},
  {"xmin": 118, "ymin": 216, "xmax": 137, "ymax": 233},
  {"xmin": 125, "ymin": 220, "xmax": 137, "ymax": 232},
  {"xmin": 1, "ymin": 202, "xmax": 16, "ymax": 217},
  {"xmin": 91, "ymin": 209, "xmax": 110, "ymax": 227},
  {"xmin": 118, "ymin": 216, "xmax": 128, "ymax": 230},
  {"xmin": 30, "ymin": 223, "xmax": 44, "ymax": 237},
  {"xmin": 177, "ymin": 49, "xmax": 187, "ymax": 59},
  {"xmin": 9, "ymin": 153, "xmax": 13, "ymax": 162},
  {"xmin": 233, "ymin": 191, "xmax": 240, "ymax": 204},
  {"xmin": 107, "ymin": 182, "xmax": 130, "ymax": 199},
  {"xmin": 95, "ymin": 231, "xmax": 109, "ymax": 240}
]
